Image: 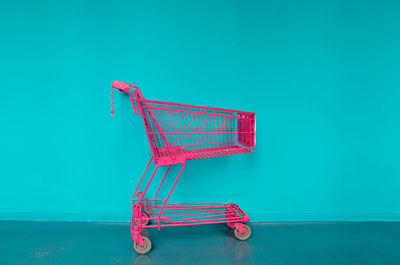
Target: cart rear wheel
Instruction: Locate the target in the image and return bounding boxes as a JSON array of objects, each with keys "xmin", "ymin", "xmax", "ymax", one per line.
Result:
[
  {"xmin": 135, "ymin": 212, "xmax": 150, "ymax": 226},
  {"xmin": 142, "ymin": 212, "xmax": 150, "ymax": 226},
  {"xmin": 133, "ymin": 236, "xmax": 152, "ymax": 254},
  {"xmin": 234, "ymin": 224, "xmax": 252, "ymax": 241}
]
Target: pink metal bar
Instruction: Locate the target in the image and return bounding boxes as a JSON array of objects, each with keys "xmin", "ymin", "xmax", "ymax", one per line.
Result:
[
  {"xmin": 154, "ymin": 165, "xmax": 171, "ymax": 204},
  {"xmin": 132, "ymin": 165, "xmax": 159, "ymax": 216},
  {"xmin": 157, "ymin": 163, "xmax": 186, "ymax": 230},
  {"xmin": 133, "ymin": 157, "xmax": 153, "ymax": 205},
  {"xmin": 145, "ymin": 98, "xmax": 254, "ymax": 115}
]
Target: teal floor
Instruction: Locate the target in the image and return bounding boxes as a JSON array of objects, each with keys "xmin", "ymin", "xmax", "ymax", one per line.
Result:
[{"xmin": 0, "ymin": 221, "xmax": 399, "ymax": 265}]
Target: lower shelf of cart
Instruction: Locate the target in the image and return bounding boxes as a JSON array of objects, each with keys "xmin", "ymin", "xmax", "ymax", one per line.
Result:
[{"xmin": 135, "ymin": 199, "xmax": 249, "ymax": 228}]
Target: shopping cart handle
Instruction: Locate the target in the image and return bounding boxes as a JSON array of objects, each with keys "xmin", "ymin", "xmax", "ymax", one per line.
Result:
[{"xmin": 112, "ymin": 80, "xmax": 131, "ymax": 92}]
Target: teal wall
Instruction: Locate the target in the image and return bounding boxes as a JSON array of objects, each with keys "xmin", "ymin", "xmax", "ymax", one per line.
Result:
[{"xmin": 1, "ymin": 0, "xmax": 399, "ymax": 222}]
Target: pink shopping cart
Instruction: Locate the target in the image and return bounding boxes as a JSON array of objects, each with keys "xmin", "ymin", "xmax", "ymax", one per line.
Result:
[{"xmin": 111, "ymin": 80, "xmax": 256, "ymax": 254}]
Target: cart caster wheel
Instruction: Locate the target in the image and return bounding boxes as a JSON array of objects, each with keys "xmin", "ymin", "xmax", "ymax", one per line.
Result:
[
  {"xmin": 227, "ymin": 222, "xmax": 235, "ymax": 229},
  {"xmin": 135, "ymin": 212, "xmax": 150, "ymax": 226},
  {"xmin": 234, "ymin": 224, "xmax": 252, "ymax": 241},
  {"xmin": 133, "ymin": 236, "xmax": 152, "ymax": 254},
  {"xmin": 142, "ymin": 212, "xmax": 150, "ymax": 226}
]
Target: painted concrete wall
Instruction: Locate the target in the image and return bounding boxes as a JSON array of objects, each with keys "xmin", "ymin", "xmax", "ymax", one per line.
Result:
[{"xmin": 1, "ymin": 0, "xmax": 399, "ymax": 221}]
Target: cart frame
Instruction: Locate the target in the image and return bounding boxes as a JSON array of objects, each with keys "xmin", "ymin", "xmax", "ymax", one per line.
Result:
[{"xmin": 111, "ymin": 80, "xmax": 255, "ymax": 254}]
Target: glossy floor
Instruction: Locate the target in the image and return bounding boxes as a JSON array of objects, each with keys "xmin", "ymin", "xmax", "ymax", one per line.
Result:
[{"xmin": 0, "ymin": 221, "xmax": 399, "ymax": 265}]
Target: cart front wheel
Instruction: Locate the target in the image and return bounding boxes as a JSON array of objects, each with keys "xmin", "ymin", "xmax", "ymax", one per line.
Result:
[
  {"xmin": 234, "ymin": 224, "xmax": 252, "ymax": 241},
  {"xmin": 133, "ymin": 236, "xmax": 152, "ymax": 254}
]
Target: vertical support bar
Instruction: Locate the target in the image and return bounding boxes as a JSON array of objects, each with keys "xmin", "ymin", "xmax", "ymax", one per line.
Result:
[
  {"xmin": 235, "ymin": 113, "xmax": 238, "ymax": 146},
  {"xmin": 176, "ymin": 106, "xmax": 184, "ymax": 146},
  {"xmin": 166, "ymin": 105, "xmax": 176, "ymax": 150},
  {"xmin": 189, "ymin": 109, "xmax": 196, "ymax": 149},
  {"xmin": 185, "ymin": 107, "xmax": 193, "ymax": 150},
  {"xmin": 205, "ymin": 109, "xmax": 209, "ymax": 149},
  {"xmin": 132, "ymin": 165, "xmax": 159, "ymax": 215},
  {"xmin": 201, "ymin": 108, "xmax": 205, "ymax": 149},
  {"xmin": 154, "ymin": 165, "xmax": 171, "ymax": 205},
  {"xmin": 155, "ymin": 103, "xmax": 164, "ymax": 149},
  {"xmin": 160, "ymin": 104, "xmax": 168, "ymax": 145},
  {"xmin": 157, "ymin": 163, "xmax": 186, "ymax": 230},
  {"xmin": 222, "ymin": 111, "xmax": 226, "ymax": 147},
  {"xmin": 228, "ymin": 112, "xmax": 231, "ymax": 147},
  {"xmin": 213, "ymin": 109, "xmax": 217, "ymax": 148},
  {"xmin": 182, "ymin": 110, "xmax": 189, "ymax": 148},
  {"xmin": 133, "ymin": 156, "xmax": 153, "ymax": 205}
]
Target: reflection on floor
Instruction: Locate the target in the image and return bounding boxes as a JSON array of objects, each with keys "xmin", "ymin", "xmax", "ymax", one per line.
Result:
[{"xmin": 0, "ymin": 221, "xmax": 399, "ymax": 265}]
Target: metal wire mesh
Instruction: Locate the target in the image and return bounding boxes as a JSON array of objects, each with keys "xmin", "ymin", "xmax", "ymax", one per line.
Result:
[{"xmin": 134, "ymin": 89, "xmax": 255, "ymax": 164}]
